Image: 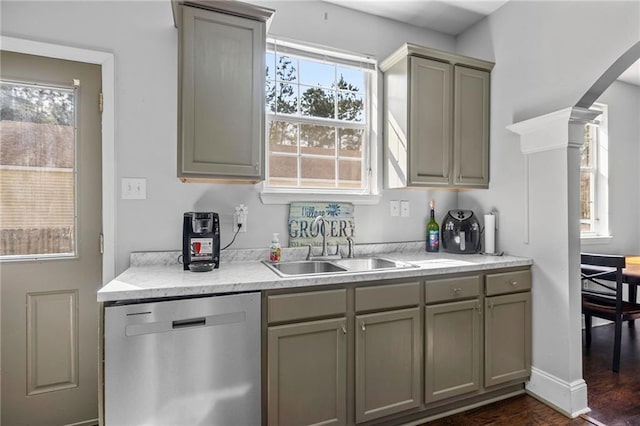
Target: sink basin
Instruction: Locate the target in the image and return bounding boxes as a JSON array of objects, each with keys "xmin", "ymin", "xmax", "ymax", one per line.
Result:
[
  {"xmin": 334, "ymin": 257, "xmax": 410, "ymax": 271},
  {"xmin": 264, "ymin": 260, "xmax": 348, "ymax": 277},
  {"xmin": 263, "ymin": 257, "xmax": 416, "ymax": 277}
]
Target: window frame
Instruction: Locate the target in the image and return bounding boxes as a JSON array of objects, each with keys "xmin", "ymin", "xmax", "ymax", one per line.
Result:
[
  {"xmin": 580, "ymin": 103, "xmax": 610, "ymax": 242},
  {"xmin": 0, "ymin": 79, "xmax": 79, "ymax": 261},
  {"xmin": 261, "ymin": 38, "xmax": 379, "ymax": 204}
]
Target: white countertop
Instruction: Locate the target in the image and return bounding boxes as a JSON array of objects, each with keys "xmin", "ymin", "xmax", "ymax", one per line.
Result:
[{"xmin": 98, "ymin": 244, "xmax": 532, "ymax": 303}]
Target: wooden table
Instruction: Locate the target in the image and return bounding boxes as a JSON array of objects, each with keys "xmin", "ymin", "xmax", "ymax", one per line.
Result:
[{"xmin": 623, "ymin": 256, "xmax": 640, "ymax": 303}]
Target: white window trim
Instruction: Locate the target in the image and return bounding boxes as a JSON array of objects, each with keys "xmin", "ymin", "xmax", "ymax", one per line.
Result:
[
  {"xmin": 260, "ymin": 37, "xmax": 380, "ymax": 205},
  {"xmin": 580, "ymin": 102, "xmax": 611, "ymax": 241}
]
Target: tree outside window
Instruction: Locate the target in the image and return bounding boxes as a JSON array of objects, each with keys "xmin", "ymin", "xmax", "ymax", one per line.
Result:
[{"xmin": 265, "ymin": 43, "xmax": 371, "ymax": 191}]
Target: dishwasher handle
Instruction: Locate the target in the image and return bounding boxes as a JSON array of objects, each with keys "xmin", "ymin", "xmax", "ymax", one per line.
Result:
[{"xmin": 172, "ymin": 317, "xmax": 206, "ymax": 329}]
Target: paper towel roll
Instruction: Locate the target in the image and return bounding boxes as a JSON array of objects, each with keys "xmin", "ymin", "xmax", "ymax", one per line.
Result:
[{"xmin": 484, "ymin": 213, "xmax": 496, "ymax": 254}]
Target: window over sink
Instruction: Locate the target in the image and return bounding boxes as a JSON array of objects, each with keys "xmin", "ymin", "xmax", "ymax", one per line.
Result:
[{"xmin": 262, "ymin": 38, "xmax": 378, "ymax": 203}]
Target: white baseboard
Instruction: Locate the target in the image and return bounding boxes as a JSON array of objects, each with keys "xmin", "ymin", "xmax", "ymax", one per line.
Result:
[{"xmin": 525, "ymin": 367, "xmax": 589, "ymax": 418}]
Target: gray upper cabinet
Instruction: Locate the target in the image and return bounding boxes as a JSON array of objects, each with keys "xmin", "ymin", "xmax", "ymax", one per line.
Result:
[
  {"xmin": 381, "ymin": 43, "xmax": 493, "ymax": 189},
  {"xmin": 175, "ymin": 2, "xmax": 273, "ymax": 182},
  {"xmin": 453, "ymin": 65, "xmax": 490, "ymax": 186}
]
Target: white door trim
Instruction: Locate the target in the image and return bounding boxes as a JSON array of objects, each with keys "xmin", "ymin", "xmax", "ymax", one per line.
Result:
[{"xmin": 1, "ymin": 36, "xmax": 116, "ymax": 285}]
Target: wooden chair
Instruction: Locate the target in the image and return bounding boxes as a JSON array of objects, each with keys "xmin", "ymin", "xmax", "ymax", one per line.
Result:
[{"xmin": 581, "ymin": 253, "xmax": 640, "ymax": 372}]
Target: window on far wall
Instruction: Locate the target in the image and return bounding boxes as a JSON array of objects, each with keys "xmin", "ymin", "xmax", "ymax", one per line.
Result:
[
  {"xmin": 264, "ymin": 39, "xmax": 376, "ymax": 195},
  {"xmin": 580, "ymin": 103, "xmax": 609, "ymax": 239}
]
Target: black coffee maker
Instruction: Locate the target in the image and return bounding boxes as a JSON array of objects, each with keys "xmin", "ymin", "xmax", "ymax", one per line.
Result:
[{"xmin": 182, "ymin": 212, "xmax": 220, "ymax": 271}]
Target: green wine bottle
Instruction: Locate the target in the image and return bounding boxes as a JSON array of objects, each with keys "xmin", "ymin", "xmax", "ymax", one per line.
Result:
[{"xmin": 426, "ymin": 199, "xmax": 439, "ymax": 252}]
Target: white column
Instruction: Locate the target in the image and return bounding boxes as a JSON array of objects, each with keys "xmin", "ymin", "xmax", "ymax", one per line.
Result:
[{"xmin": 507, "ymin": 106, "xmax": 601, "ymax": 417}]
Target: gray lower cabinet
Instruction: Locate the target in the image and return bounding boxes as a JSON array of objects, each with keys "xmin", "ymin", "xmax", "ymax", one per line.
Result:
[
  {"xmin": 267, "ymin": 317, "xmax": 347, "ymax": 426},
  {"xmin": 177, "ymin": 4, "xmax": 270, "ymax": 181},
  {"xmin": 484, "ymin": 292, "xmax": 532, "ymax": 387},
  {"xmin": 425, "ymin": 299, "xmax": 481, "ymax": 403},
  {"xmin": 355, "ymin": 308, "xmax": 421, "ymax": 423}
]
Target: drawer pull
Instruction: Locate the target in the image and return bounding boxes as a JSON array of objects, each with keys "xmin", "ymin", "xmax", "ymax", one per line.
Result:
[
  {"xmin": 361, "ymin": 321, "xmax": 366, "ymax": 332},
  {"xmin": 510, "ymin": 281, "xmax": 518, "ymax": 286},
  {"xmin": 341, "ymin": 324, "xmax": 347, "ymax": 335},
  {"xmin": 453, "ymin": 287, "xmax": 462, "ymax": 294}
]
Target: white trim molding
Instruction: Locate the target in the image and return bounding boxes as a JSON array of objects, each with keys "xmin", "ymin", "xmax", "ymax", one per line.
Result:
[
  {"xmin": 506, "ymin": 106, "xmax": 602, "ymax": 244},
  {"xmin": 507, "ymin": 107, "xmax": 602, "ymax": 155},
  {"xmin": 1, "ymin": 36, "xmax": 116, "ymax": 285},
  {"xmin": 526, "ymin": 367, "xmax": 590, "ymax": 418}
]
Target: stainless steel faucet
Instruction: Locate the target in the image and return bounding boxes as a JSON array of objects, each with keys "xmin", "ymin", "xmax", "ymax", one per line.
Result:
[
  {"xmin": 346, "ymin": 236, "xmax": 355, "ymax": 258},
  {"xmin": 313, "ymin": 215, "xmax": 329, "ymax": 257},
  {"xmin": 307, "ymin": 216, "xmax": 341, "ymax": 260}
]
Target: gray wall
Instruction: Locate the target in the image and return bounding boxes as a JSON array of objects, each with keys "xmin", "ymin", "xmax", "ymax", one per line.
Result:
[
  {"xmin": 1, "ymin": 1, "xmax": 460, "ymax": 274},
  {"xmin": 454, "ymin": 0, "xmax": 639, "ymax": 412},
  {"xmin": 456, "ymin": 0, "xmax": 640, "ymax": 259},
  {"xmin": 581, "ymin": 81, "xmax": 640, "ymax": 255}
]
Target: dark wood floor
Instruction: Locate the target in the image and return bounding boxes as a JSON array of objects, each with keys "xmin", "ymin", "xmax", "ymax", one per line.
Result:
[{"xmin": 425, "ymin": 323, "xmax": 640, "ymax": 425}]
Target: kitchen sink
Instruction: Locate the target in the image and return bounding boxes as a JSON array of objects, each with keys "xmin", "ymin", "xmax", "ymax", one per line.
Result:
[
  {"xmin": 334, "ymin": 257, "xmax": 410, "ymax": 271},
  {"xmin": 265, "ymin": 260, "xmax": 348, "ymax": 276},
  {"xmin": 263, "ymin": 257, "xmax": 416, "ymax": 277}
]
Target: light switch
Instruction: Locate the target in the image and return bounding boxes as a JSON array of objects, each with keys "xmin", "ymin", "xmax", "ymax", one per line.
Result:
[
  {"xmin": 400, "ymin": 200, "xmax": 410, "ymax": 217},
  {"xmin": 121, "ymin": 178, "xmax": 147, "ymax": 200},
  {"xmin": 390, "ymin": 200, "xmax": 400, "ymax": 217}
]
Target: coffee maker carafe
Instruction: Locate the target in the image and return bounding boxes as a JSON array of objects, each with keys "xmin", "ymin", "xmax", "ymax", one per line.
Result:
[{"xmin": 182, "ymin": 212, "xmax": 220, "ymax": 271}]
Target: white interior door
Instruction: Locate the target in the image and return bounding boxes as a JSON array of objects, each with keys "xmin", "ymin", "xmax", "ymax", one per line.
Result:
[{"xmin": 1, "ymin": 50, "xmax": 102, "ymax": 426}]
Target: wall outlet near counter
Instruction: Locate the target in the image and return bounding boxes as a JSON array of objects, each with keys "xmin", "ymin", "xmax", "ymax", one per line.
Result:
[
  {"xmin": 400, "ymin": 200, "xmax": 410, "ymax": 217},
  {"xmin": 390, "ymin": 200, "xmax": 400, "ymax": 217},
  {"xmin": 233, "ymin": 204, "xmax": 248, "ymax": 233}
]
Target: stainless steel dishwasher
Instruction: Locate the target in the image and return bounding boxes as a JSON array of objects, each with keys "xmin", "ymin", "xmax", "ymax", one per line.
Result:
[{"xmin": 104, "ymin": 292, "xmax": 261, "ymax": 426}]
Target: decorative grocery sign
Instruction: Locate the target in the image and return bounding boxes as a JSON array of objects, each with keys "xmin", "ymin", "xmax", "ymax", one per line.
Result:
[{"xmin": 288, "ymin": 202, "xmax": 355, "ymax": 248}]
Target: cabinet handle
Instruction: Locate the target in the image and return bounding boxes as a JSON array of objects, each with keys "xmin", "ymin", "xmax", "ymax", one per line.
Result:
[
  {"xmin": 254, "ymin": 163, "xmax": 259, "ymax": 170},
  {"xmin": 361, "ymin": 321, "xmax": 366, "ymax": 332},
  {"xmin": 476, "ymin": 303, "xmax": 482, "ymax": 315},
  {"xmin": 488, "ymin": 301, "xmax": 494, "ymax": 309},
  {"xmin": 341, "ymin": 324, "xmax": 347, "ymax": 335}
]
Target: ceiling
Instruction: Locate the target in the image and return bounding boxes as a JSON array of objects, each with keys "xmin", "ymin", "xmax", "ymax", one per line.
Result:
[
  {"xmin": 323, "ymin": 0, "xmax": 509, "ymax": 35},
  {"xmin": 618, "ymin": 59, "xmax": 640, "ymax": 87},
  {"xmin": 323, "ymin": 1, "xmax": 640, "ymax": 87}
]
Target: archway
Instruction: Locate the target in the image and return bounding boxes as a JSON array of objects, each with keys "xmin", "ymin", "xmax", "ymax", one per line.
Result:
[{"xmin": 507, "ymin": 40, "xmax": 640, "ymax": 418}]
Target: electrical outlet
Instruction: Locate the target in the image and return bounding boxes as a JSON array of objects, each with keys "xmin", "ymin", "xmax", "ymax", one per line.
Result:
[
  {"xmin": 233, "ymin": 204, "xmax": 248, "ymax": 233},
  {"xmin": 400, "ymin": 200, "xmax": 410, "ymax": 217},
  {"xmin": 121, "ymin": 178, "xmax": 146, "ymax": 200},
  {"xmin": 390, "ymin": 200, "xmax": 400, "ymax": 217}
]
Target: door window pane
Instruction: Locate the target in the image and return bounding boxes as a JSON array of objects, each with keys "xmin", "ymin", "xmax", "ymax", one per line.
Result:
[{"xmin": 0, "ymin": 81, "xmax": 76, "ymax": 257}]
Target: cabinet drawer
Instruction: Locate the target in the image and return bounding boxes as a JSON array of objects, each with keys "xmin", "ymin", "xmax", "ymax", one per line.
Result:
[
  {"xmin": 485, "ymin": 270, "xmax": 531, "ymax": 296},
  {"xmin": 425, "ymin": 275, "xmax": 480, "ymax": 304},
  {"xmin": 268, "ymin": 289, "xmax": 346, "ymax": 324},
  {"xmin": 356, "ymin": 282, "xmax": 420, "ymax": 312}
]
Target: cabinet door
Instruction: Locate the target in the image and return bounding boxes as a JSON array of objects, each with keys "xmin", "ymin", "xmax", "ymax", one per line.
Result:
[
  {"xmin": 485, "ymin": 292, "xmax": 531, "ymax": 387},
  {"xmin": 355, "ymin": 308, "xmax": 421, "ymax": 423},
  {"xmin": 453, "ymin": 65, "xmax": 490, "ymax": 188},
  {"xmin": 268, "ymin": 318, "xmax": 347, "ymax": 426},
  {"xmin": 179, "ymin": 6, "xmax": 264, "ymax": 180},
  {"xmin": 409, "ymin": 57, "xmax": 452, "ymax": 186},
  {"xmin": 425, "ymin": 299, "xmax": 481, "ymax": 403}
]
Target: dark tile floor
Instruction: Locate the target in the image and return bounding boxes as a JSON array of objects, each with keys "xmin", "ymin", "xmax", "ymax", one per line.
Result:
[{"xmin": 424, "ymin": 323, "xmax": 640, "ymax": 425}]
